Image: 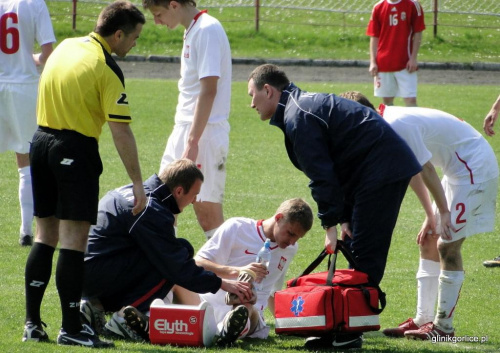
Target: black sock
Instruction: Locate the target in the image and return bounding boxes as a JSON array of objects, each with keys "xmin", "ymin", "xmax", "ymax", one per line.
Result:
[
  {"xmin": 25, "ymin": 242, "xmax": 55, "ymax": 325},
  {"xmin": 56, "ymin": 248, "xmax": 84, "ymax": 335}
]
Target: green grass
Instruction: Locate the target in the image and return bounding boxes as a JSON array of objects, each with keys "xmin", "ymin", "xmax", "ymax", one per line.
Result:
[
  {"xmin": 45, "ymin": 1, "xmax": 500, "ymax": 63},
  {"xmin": 1, "ymin": 79, "xmax": 500, "ymax": 352}
]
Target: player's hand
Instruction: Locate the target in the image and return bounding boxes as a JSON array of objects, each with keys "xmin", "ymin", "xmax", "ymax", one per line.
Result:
[
  {"xmin": 240, "ymin": 263, "xmax": 267, "ymax": 284},
  {"xmin": 340, "ymin": 222, "xmax": 352, "ymax": 241},
  {"xmin": 416, "ymin": 216, "xmax": 437, "ymax": 245},
  {"xmin": 132, "ymin": 183, "xmax": 147, "ymax": 216},
  {"xmin": 439, "ymin": 211, "xmax": 456, "ymax": 241},
  {"xmin": 181, "ymin": 142, "xmax": 199, "ymax": 163},
  {"xmin": 324, "ymin": 227, "xmax": 338, "ymax": 254},
  {"xmin": 220, "ymin": 279, "xmax": 252, "ymax": 303},
  {"xmin": 368, "ymin": 63, "xmax": 378, "ymax": 77},
  {"xmin": 483, "ymin": 113, "xmax": 497, "ymax": 136},
  {"xmin": 406, "ymin": 58, "xmax": 418, "ymax": 73}
]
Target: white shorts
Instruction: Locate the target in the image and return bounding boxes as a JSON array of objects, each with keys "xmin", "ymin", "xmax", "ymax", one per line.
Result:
[
  {"xmin": 0, "ymin": 82, "xmax": 38, "ymax": 154},
  {"xmin": 374, "ymin": 69, "xmax": 417, "ymax": 98},
  {"xmin": 435, "ymin": 176, "xmax": 498, "ymax": 243},
  {"xmin": 159, "ymin": 120, "xmax": 230, "ymax": 203}
]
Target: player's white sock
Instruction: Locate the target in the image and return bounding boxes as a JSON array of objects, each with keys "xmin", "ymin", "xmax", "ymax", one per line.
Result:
[
  {"xmin": 18, "ymin": 166, "xmax": 34, "ymax": 236},
  {"xmin": 434, "ymin": 270, "xmax": 464, "ymax": 332},
  {"xmin": 414, "ymin": 259, "xmax": 440, "ymax": 326},
  {"xmin": 204, "ymin": 228, "xmax": 217, "ymax": 240}
]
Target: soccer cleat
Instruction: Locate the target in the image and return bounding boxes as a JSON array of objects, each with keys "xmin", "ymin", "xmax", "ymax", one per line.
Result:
[
  {"xmin": 80, "ymin": 300, "xmax": 106, "ymax": 335},
  {"xmin": 102, "ymin": 312, "xmax": 143, "ymax": 342},
  {"xmin": 304, "ymin": 335, "xmax": 333, "ymax": 349},
  {"xmin": 382, "ymin": 317, "xmax": 421, "ymax": 338},
  {"xmin": 215, "ymin": 305, "xmax": 249, "ymax": 346},
  {"xmin": 331, "ymin": 333, "xmax": 363, "ymax": 349},
  {"xmin": 22, "ymin": 321, "xmax": 49, "ymax": 342},
  {"xmin": 304, "ymin": 333, "xmax": 363, "ymax": 349},
  {"xmin": 57, "ymin": 323, "xmax": 114, "ymax": 348},
  {"xmin": 123, "ymin": 306, "xmax": 150, "ymax": 342},
  {"xmin": 483, "ymin": 255, "xmax": 500, "ymax": 268},
  {"xmin": 404, "ymin": 322, "xmax": 454, "ymax": 341},
  {"xmin": 19, "ymin": 234, "xmax": 33, "ymax": 246}
]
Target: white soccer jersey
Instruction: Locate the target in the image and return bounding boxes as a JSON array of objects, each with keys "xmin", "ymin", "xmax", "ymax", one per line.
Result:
[
  {"xmin": 383, "ymin": 105, "xmax": 499, "ymax": 185},
  {"xmin": 197, "ymin": 217, "xmax": 297, "ymax": 337},
  {"xmin": 0, "ymin": 0, "xmax": 55, "ymax": 83},
  {"xmin": 175, "ymin": 11, "xmax": 231, "ymax": 124}
]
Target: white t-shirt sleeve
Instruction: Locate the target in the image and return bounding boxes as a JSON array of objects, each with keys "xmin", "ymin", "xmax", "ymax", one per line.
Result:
[
  {"xmin": 36, "ymin": 0, "xmax": 56, "ymax": 46},
  {"xmin": 196, "ymin": 220, "xmax": 236, "ymax": 264},
  {"xmin": 194, "ymin": 25, "xmax": 223, "ymax": 79}
]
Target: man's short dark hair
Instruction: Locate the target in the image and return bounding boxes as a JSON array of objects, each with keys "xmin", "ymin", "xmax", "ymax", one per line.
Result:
[
  {"xmin": 159, "ymin": 159, "xmax": 204, "ymax": 194},
  {"xmin": 95, "ymin": 1, "xmax": 146, "ymax": 37},
  {"xmin": 248, "ymin": 64, "xmax": 290, "ymax": 91}
]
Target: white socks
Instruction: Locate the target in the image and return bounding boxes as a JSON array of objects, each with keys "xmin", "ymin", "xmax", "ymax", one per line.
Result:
[
  {"xmin": 434, "ymin": 270, "xmax": 464, "ymax": 332},
  {"xmin": 414, "ymin": 259, "xmax": 464, "ymax": 333},
  {"xmin": 18, "ymin": 166, "xmax": 34, "ymax": 236},
  {"xmin": 414, "ymin": 259, "xmax": 440, "ymax": 326}
]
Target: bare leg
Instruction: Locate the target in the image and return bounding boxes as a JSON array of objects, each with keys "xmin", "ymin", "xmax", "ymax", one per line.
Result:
[
  {"xmin": 172, "ymin": 285, "xmax": 202, "ymax": 305},
  {"xmin": 193, "ymin": 201, "xmax": 224, "ymax": 236},
  {"xmin": 382, "ymin": 97, "xmax": 395, "ymax": 106},
  {"xmin": 403, "ymin": 97, "xmax": 417, "ymax": 107}
]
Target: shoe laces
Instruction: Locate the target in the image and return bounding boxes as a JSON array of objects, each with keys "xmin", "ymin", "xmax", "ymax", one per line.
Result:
[
  {"xmin": 83, "ymin": 302, "xmax": 106, "ymax": 333},
  {"xmin": 399, "ymin": 318, "xmax": 414, "ymax": 326},
  {"xmin": 122, "ymin": 322, "xmax": 143, "ymax": 341},
  {"xmin": 92, "ymin": 309, "xmax": 106, "ymax": 333},
  {"xmin": 419, "ymin": 322, "xmax": 436, "ymax": 332}
]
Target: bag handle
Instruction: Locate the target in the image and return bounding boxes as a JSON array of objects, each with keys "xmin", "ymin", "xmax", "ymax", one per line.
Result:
[
  {"xmin": 289, "ymin": 240, "xmax": 356, "ymax": 286},
  {"xmin": 289, "ymin": 240, "xmax": 386, "ymax": 313},
  {"xmin": 288, "ymin": 248, "xmax": 328, "ymax": 287}
]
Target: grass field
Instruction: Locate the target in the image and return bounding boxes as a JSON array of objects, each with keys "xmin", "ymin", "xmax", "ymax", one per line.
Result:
[
  {"xmin": 45, "ymin": 1, "xmax": 500, "ymax": 63},
  {"xmin": 1, "ymin": 78, "xmax": 499, "ymax": 352}
]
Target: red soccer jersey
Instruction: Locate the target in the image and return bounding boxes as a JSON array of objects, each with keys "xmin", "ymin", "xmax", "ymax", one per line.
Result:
[{"xmin": 366, "ymin": 0, "xmax": 426, "ymax": 72}]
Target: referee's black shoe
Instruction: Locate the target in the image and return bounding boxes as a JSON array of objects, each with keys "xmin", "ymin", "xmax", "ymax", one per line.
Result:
[{"xmin": 57, "ymin": 324, "xmax": 114, "ymax": 348}]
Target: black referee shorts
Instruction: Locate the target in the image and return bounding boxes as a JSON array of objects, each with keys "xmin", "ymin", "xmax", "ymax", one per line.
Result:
[{"xmin": 30, "ymin": 127, "xmax": 103, "ymax": 224}]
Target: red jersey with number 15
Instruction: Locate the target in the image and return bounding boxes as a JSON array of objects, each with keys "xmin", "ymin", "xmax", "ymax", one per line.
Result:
[{"xmin": 366, "ymin": 0, "xmax": 425, "ymax": 72}]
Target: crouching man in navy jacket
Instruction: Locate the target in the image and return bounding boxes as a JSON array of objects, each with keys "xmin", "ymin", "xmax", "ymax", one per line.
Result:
[{"xmin": 81, "ymin": 159, "xmax": 252, "ymax": 342}]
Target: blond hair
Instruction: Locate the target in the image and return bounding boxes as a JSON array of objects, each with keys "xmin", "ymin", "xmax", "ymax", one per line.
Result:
[{"xmin": 276, "ymin": 198, "xmax": 313, "ymax": 232}]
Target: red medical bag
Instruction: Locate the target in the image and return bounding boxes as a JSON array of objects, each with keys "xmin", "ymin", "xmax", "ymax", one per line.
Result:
[{"xmin": 275, "ymin": 240, "xmax": 386, "ymax": 336}]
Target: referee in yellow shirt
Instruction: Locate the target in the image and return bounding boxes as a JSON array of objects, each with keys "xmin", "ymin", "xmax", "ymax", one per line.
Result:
[{"xmin": 22, "ymin": 1, "xmax": 147, "ymax": 348}]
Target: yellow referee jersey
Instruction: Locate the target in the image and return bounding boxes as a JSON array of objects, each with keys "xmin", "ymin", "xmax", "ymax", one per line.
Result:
[{"xmin": 37, "ymin": 32, "xmax": 132, "ymax": 140}]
